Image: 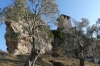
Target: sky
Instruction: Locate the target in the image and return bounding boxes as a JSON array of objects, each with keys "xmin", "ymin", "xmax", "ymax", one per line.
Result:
[{"xmin": 0, "ymin": 0, "xmax": 100, "ymax": 51}]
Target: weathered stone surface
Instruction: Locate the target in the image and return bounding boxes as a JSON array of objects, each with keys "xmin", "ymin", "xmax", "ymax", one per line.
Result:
[
  {"xmin": 5, "ymin": 15, "xmax": 52, "ymax": 55},
  {"xmin": 57, "ymin": 14, "xmax": 72, "ymax": 33},
  {"xmin": 5, "ymin": 21, "xmax": 32, "ymax": 55}
]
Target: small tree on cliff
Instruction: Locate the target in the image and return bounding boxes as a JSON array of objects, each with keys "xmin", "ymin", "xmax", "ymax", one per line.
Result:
[{"xmin": 0, "ymin": 0, "xmax": 59, "ymax": 66}]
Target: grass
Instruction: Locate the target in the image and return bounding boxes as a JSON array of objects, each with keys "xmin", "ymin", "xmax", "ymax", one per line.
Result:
[{"xmin": 0, "ymin": 54, "xmax": 100, "ymax": 66}]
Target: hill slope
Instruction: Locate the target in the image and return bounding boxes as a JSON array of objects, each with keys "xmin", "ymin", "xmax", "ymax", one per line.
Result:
[{"xmin": 0, "ymin": 53, "xmax": 100, "ymax": 66}]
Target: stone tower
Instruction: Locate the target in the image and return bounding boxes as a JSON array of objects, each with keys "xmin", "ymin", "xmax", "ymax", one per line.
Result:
[{"xmin": 57, "ymin": 14, "xmax": 72, "ymax": 33}]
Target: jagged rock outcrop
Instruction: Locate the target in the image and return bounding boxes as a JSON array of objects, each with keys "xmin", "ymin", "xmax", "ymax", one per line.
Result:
[
  {"xmin": 5, "ymin": 21, "xmax": 31, "ymax": 55},
  {"xmin": 5, "ymin": 15, "xmax": 52, "ymax": 55}
]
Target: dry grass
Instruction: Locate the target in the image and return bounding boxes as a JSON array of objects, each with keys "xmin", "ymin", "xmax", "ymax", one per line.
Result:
[
  {"xmin": 0, "ymin": 55, "xmax": 27, "ymax": 66},
  {"xmin": 0, "ymin": 54, "xmax": 100, "ymax": 66}
]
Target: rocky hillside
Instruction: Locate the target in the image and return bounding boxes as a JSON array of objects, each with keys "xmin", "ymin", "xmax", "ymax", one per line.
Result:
[
  {"xmin": 0, "ymin": 51, "xmax": 100, "ymax": 66},
  {"xmin": 5, "ymin": 14, "xmax": 52, "ymax": 55}
]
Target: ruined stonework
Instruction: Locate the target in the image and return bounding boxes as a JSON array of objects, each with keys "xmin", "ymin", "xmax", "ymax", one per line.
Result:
[
  {"xmin": 57, "ymin": 14, "xmax": 72, "ymax": 33},
  {"xmin": 5, "ymin": 16, "xmax": 52, "ymax": 55}
]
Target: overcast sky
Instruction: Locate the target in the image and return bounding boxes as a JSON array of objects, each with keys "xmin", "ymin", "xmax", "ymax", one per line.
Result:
[{"xmin": 0, "ymin": 0, "xmax": 100, "ymax": 51}]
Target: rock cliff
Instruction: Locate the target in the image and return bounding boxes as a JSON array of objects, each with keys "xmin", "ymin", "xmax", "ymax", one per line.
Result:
[{"xmin": 5, "ymin": 15, "xmax": 52, "ymax": 55}]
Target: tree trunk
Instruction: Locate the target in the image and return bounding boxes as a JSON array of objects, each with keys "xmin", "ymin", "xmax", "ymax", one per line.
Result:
[
  {"xmin": 80, "ymin": 58, "xmax": 84, "ymax": 66},
  {"xmin": 24, "ymin": 49, "xmax": 39, "ymax": 66},
  {"xmin": 24, "ymin": 36, "xmax": 40, "ymax": 66},
  {"xmin": 79, "ymin": 50, "xmax": 84, "ymax": 66}
]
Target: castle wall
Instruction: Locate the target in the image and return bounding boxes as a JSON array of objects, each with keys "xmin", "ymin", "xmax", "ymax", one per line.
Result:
[{"xmin": 57, "ymin": 14, "xmax": 72, "ymax": 33}]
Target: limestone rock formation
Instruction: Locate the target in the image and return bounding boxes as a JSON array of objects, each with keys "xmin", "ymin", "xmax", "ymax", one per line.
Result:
[
  {"xmin": 5, "ymin": 16, "xmax": 52, "ymax": 55},
  {"xmin": 5, "ymin": 21, "xmax": 32, "ymax": 55}
]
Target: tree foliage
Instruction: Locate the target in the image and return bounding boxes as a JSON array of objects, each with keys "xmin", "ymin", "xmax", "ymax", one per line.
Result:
[
  {"xmin": 65, "ymin": 18, "xmax": 100, "ymax": 65},
  {"xmin": 0, "ymin": 0, "xmax": 59, "ymax": 66},
  {"xmin": 68, "ymin": 18, "xmax": 96, "ymax": 66}
]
